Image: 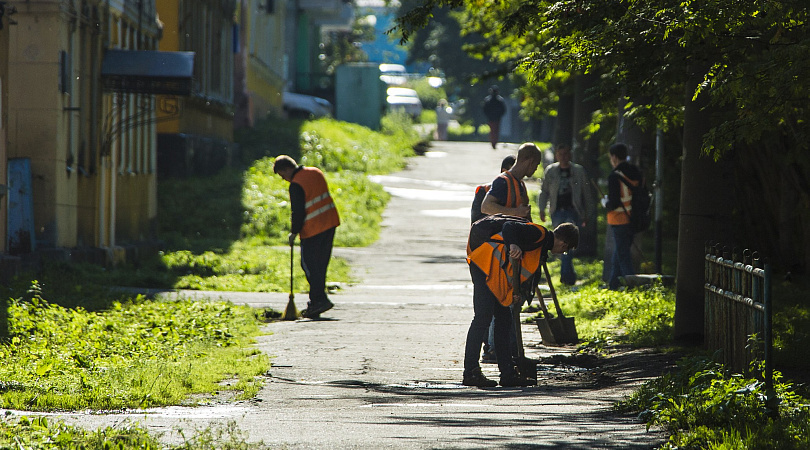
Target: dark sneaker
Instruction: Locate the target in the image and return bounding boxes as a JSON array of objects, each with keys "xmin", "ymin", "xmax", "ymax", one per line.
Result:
[
  {"xmin": 300, "ymin": 309, "xmax": 320, "ymax": 319},
  {"xmin": 481, "ymin": 350, "xmax": 497, "ymax": 364},
  {"xmin": 304, "ymin": 300, "xmax": 334, "ymax": 317},
  {"xmin": 500, "ymin": 373, "xmax": 535, "ymax": 387},
  {"xmin": 462, "ymin": 369, "xmax": 497, "ymax": 388}
]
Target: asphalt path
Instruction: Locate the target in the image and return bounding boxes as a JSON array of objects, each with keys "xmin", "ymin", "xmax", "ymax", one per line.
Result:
[{"xmin": 13, "ymin": 141, "xmax": 667, "ymax": 448}]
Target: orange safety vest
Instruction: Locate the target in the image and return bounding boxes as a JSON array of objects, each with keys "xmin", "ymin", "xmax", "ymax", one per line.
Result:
[
  {"xmin": 292, "ymin": 167, "xmax": 340, "ymax": 239},
  {"xmin": 497, "ymin": 171, "xmax": 527, "ymax": 208},
  {"xmin": 607, "ymin": 171, "xmax": 637, "ymax": 226},
  {"xmin": 467, "ymin": 226, "xmax": 546, "ymax": 306}
]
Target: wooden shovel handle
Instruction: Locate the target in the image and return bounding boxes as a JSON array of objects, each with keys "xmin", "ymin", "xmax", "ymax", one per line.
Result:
[{"xmin": 542, "ymin": 262, "xmax": 567, "ymax": 319}]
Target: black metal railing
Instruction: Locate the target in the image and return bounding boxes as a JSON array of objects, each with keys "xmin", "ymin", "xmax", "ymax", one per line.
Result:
[{"xmin": 704, "ymin": 242, "xmax": 773, "ymax": 392}]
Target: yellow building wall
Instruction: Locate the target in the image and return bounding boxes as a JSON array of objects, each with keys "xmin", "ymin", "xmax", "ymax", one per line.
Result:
[
  {"xmin": 156, "ymin": 0, "xmax": 234, "ymax": 143},
  {"xmin": 7, "ymin": 6, "xmax": 79, "ymax": 247},
  {"xmin": 156, "ymin": 0, "xmax": 181, "ymax": 135},
  {"xmin": 245, "ymin": 0, "xmax": 286, "ymax": 118}
]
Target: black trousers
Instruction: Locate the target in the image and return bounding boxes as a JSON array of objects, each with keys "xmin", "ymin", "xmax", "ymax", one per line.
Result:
[
  {"xmin": 464, "ymin": 264, "xmax": 517, "ymax": 378},
  {"xmin": 300, "ymin": 227, "xmax": 336, "ymax": 305}
]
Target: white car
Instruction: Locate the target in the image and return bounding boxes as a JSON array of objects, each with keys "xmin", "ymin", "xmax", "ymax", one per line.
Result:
[
  {"xmin": 386, "ymin": 87, "xmax": 423, "ymax": 119},
  {"xmin": 283, "ymin": 92, "xmax": 333, "ymax": 119},
  {"xmin": 379, "ymin": 63, "xmax": 408, "ymax": 86}
]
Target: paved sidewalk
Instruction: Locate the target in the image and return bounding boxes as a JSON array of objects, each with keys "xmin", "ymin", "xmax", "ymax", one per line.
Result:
[{"xmin": 9, "ymin": 141, "xmax": 667, "ymax": 448}]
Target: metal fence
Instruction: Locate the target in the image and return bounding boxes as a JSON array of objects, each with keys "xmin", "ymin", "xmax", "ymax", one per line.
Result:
[{"xmin": 704, "ymin": 243, "xmax": 773, "ymax": 390}]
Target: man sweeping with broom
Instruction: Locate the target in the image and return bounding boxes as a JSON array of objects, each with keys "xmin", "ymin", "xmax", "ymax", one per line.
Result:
[{"xmin": 274, "ymin": 155, "xmax": 340, "ymax": 319}]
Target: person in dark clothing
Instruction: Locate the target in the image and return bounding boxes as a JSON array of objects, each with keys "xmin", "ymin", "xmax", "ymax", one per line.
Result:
[
  {"xmin": 602, "ymin": 143, "xmax": 642, "ymax": 290},
  {"xmin": 274, "ymin": 155, "xmax": 341, "ymax": 318},
  {"xmin": 482, "ymin": 85, "xmax": 507, "ymax": 149},
  {"xmin": 470, "ymin": 154, "xmax": 517, "ymax": 364},
  {"xmin": 463, "ymin": 218, "xmax": 579, "ymax": 388}
]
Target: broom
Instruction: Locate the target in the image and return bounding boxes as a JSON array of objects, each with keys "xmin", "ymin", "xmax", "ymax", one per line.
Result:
[{"xmin": 281, "ymin": 240, "xmax": 299, "ymax": 320}]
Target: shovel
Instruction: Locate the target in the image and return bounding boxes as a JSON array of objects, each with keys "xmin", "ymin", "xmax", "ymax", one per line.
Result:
[
  {"xmin": 281, "ymin": 241, "xmax": 299, "ymax": 320},
  {"xmin": 533, "ymin": 286, "xmax": 563, "ymax": 346},
  {"xmin": 536, "ymin": 262, "xmax": 578, "ymax": 344},
  {"xmin": 510, "ymin": 257, "xmax": 538, "ymax": 381}
]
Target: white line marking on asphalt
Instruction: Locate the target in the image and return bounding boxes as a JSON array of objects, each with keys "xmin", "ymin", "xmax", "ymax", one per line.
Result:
[
  {"xmin": 367, "ymin": 175, "xmax": 470, "ymax": 190},
  {"xmin": 382, "ymin": 186, "xmax": 471, "ymax": 201},
  {"xmin": 349, "ymin": 284, "xmax": 471, "ymax": 290}
]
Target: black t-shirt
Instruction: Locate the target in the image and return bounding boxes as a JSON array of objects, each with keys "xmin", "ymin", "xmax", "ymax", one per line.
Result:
[{"xmin": 556, "ymin": 167, "xmax": 573, "ymax": 210}]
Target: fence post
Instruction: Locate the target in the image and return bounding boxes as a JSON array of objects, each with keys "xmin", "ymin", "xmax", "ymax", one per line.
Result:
[{"xmin": 764, "ymin": 261, "xmax": 777, "ymax": 408}]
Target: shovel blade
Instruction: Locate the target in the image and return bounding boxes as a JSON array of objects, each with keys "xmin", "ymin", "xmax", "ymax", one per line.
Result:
[
  {"xmin": 515, "ymin": 356, "xmax": 538, "ymax": 381},
  {"xmin": 536, "ymin": 317, "xmax": 579, "ymax": 345},
  {"xmin": 535, "ymin": 318, "xmax": 560, "ymax": 346},
  {"xmin": 555, "ymin": 317, "xmax": 579, "ymax": 344}
]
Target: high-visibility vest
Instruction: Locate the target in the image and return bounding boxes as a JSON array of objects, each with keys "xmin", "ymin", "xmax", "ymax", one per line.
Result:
[
  {"xmin": 497, "ymin": 171, "xmax": 527, "ymax": 208},
  {"xmin": 292, "ymin": 167, "xmax": 340, "ymax": 239},
  {"xmin": 467, "ymin": 226, "xmax": 546, "ymax": 306},
  {"xmin": 607, "ymin": 170, "xmax": 637, "ymax": 226}
]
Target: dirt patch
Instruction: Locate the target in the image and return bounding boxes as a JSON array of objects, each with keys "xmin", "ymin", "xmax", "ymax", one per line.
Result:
[{"xmin": 536, "ymin": 347, "xmax": 681, "ymax": 392}]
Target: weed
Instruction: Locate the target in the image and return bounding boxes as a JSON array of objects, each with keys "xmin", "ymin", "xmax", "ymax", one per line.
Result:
[
  {"xmin": 0, "ymin": 282, "xmax": 268, "ymax": 411},
  {"xmin": 617, "ymin": 356, "xmax": 810, "ymax": 449},
  {"xmin": 0, "ymin": 416, "xmax": 267, "ymax": 449}
]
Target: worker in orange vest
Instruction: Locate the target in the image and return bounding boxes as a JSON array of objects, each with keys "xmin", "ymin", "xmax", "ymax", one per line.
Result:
[
  {"xmin": 463, "ymin": 216, "xmax": 579, "ymax": 387},
  {"xmin": 480, "ymin": 142, "xmax": 542, "ymax": 221},
  {"xmin": 274, "ymin": 155, "xmax": 341, "ymax": 318}
]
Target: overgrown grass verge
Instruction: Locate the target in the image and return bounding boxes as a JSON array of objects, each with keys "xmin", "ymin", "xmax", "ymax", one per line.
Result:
[
  {"xmin": 617, "ymin": 356, "xmax": 810, "ymax": 449},
  {"xmin": 0, "ymin": 416, "xmax": 265, "ymax": 449},
  {"xmin": 36, "ymin": 114, "xmax": 418, "ymax": 294},
  {"xmin": 530, "ymin": 258, "xmax": 675, "ymax": 350},
  {"xmin": 143, "ymin": 114, "xmax": 417, "ymax": 293},
  {"xmin": 0, "ymin": 282, "xmax": 268, "ymax": 411}
]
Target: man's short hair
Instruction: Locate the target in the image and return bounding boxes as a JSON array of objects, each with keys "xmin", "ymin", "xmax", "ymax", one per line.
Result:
[
  {"xmin": 609, "ymin": 143, "xmax": 628, "ymax": 160},
  {"xmin": 555, "ymin": 143, "xmax": 571, "ymax": 152},
  {"xmin": 273, "ymin": 155, "xmax": 298, "ymax": 174},
  {"xmin": 516, "ymin": 142, "xmax": 542, "ymax": 164},
  {"xmin": 500, "ymin": 155, "xmax": 516, "ymax": 171},
  {"xmin": 553, "ymin": 222, "xmax": 579, "ymax": 250}
]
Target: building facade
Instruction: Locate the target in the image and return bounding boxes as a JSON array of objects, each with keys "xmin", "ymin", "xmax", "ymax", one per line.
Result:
[{"xmin": 0, "ymin": 0, "xmax": 168, "ymax": 267}]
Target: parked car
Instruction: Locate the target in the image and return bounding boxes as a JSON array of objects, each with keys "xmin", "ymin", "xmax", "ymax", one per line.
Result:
[
  {"xmin": 379, "ymin": 63, "xmax": 408, "ymax": 86},
  {"xmin": 283, "ymin": 92, "xmax": 333, "ymax": 119},
  {"xmin": 386, "ymin": 87, "xmax": 423, "ymax": 119}
]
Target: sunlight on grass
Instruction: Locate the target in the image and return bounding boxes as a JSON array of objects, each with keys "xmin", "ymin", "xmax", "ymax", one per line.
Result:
[
  {"xmin": 0, "ymin": 417, "xmax": 266, "ymax": 449},
  {"xmin": 0, "ymin": 283, "xmax": 268, "ymax": 411}
]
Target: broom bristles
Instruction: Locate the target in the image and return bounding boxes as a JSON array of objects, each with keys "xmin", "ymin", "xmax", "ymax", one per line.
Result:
[{"xmin": 281, "ymin": 296, "xmax": 298, "ymax": 320}]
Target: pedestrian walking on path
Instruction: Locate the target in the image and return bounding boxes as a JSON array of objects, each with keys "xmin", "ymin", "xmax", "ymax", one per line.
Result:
[
  {"xmin": 274, "ymin": 155, "xmax": 340, "ymax": 318},
  {"xmin": 463, "ymin": 215, "xmax": 579, "ymax": 387},
  {"xmin": 483, "ymin": 85, "xmax": 507, "ymax": 149}
]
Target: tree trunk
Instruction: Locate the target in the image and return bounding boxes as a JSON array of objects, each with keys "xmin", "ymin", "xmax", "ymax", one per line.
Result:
[
  {"xmin": 673, "ymin": 70, "xmax": 735, "ymax": 342},
  {"xmin": 572, "ymin": 74, "xmax": 600, "ymax": 257}
]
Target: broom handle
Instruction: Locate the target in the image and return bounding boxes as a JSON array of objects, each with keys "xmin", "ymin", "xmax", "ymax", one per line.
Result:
[
  {"xmin": 290, "ymin": 242, "xmax": 295, "ymax": 300},
  {"xmin": 542, "ymin": 262, "xmax": 567, "ymax": 319}
]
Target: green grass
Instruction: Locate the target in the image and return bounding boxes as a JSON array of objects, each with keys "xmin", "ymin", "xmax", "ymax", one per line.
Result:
[
  {"xmin": 49, "ymin": 115, "xmax": 416, "ymax": 294},
  {"xmin": 0, "ymin": 282, "xmax": 268, "ymax": 411},
  {"xmin": 617, "ymin": 356, "xmax": 810, "ymax": 449},
  {"xmin": 0, "ymin": 416, "xmax": 265, "ymax": 449}
]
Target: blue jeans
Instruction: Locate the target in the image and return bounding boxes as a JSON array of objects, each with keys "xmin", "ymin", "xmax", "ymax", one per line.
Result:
[
  {"xmin": 465, "ymin": 265, "xmax": 517, "ymax": 378},
  {"xmin": 608, "ymin": 224, "xmax": 635, "ymax": 290},
  {"xmin": 552, "ymin": 208, "xmax": 580, "ymax": 285}
]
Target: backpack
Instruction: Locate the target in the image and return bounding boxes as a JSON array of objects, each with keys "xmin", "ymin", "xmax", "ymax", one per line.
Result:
[
  {"xmin": 468, "ymin": 214, "xmax": 528, "ymax": 253},
  {"xmin": 470, "ymin": 184, "xmax": 490, "ymax": 224},
  {"xmin": 619, "ymin": 175, "xmax": 652, "ymax": 233}
]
